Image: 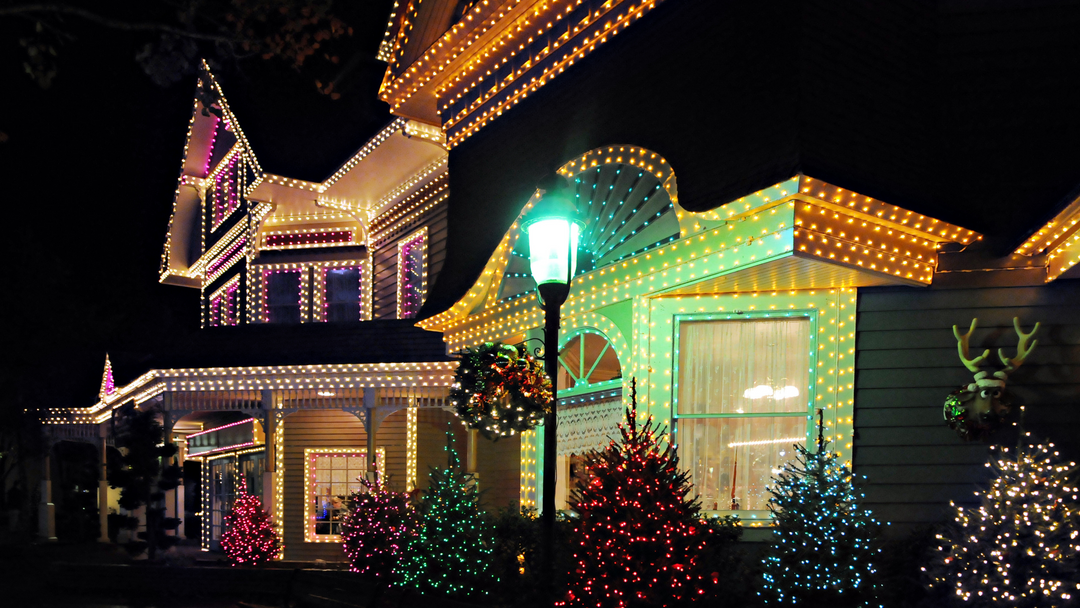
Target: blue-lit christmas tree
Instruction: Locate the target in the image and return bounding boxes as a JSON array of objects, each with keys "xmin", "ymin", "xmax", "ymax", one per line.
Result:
[
  {"xmin": 760, "ymin": 412, "xmax": 883, "ymax": 607},
  {"xmin": 398, "ymin": 426, "xmax": 496, "ymax": 599},
  {"xmin": 926, "ymin": 431, "xmax": 1080, "ymax": 607}
]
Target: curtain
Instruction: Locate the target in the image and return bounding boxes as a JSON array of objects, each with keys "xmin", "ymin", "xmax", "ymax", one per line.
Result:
[{"xmin": 675, "ymin": 318, "xmax": 810, "ymax": 511}]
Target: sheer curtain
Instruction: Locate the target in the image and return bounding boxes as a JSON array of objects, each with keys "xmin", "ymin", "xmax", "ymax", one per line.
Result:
[{"xmin": 676, "ymin": 318, "xmax": 810, "ymax": 511}]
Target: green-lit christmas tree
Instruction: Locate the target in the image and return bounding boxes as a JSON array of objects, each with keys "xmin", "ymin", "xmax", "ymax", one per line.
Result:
[
  {"xmin": 398, "ymin": 426, "xmax": 496, "ymax": 599},
  {"xmin": 760, "ymin": 413, "xmax": 883, "ymax": 607},
  {"xmin": 560, "ymin": 380, "xmax": 715, "ymax": 608},
  {"xmin": 926, "ymin": 431, "xmax": 1080, "ymax": 607}
]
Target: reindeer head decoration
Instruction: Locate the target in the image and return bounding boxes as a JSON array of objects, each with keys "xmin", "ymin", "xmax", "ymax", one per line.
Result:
[{"xmin": 944, "ymin": 317, "xmax": 1039, "ymax": 441}]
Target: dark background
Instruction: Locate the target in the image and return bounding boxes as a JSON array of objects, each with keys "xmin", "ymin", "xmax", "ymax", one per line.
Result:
[{"xmin": 0, "ymin": 1, "xmax": 395, "ymax": 409}]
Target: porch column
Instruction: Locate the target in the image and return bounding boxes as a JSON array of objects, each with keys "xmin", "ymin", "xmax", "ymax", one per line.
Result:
[
  {"xmin": 261, "ymin": 390, "xmax": 276, "ymax": 515},
  {"xmin": 467, "ymin": 429, "xmax": 480, "ymax": 484},
  {"xmin": 363, "ymin": 389, "xmax": 378, "ymax": 479},
  {"xmin": 98, "ymin": 425, "xmax": 110, "ymax": 542},
  {"xmin": 38, "ymin": 440, "xmax": 56, "ymax": 541},
  {"xmin": 162, "ymin": 404, "xmax": 182, "ymax": 538}
]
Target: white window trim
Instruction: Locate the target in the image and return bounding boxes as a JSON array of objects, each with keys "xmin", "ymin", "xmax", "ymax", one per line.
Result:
[
  {"xmin": 251, "ymin": 258, "xmax": 370, "ymax": 323},
  {"xmin": 396, "ymin": 227, "xmax": 428, "ymax": 319},
  {"xmin": 206, "ymin": 275, "xmax": 241, "ymax": 327},
  {"xmin": 303, "ymin": 447, "xmax": 386, "ymax": 543}
]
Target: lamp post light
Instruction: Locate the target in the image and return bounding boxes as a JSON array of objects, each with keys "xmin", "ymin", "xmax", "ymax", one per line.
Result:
[{"xmin": 521, "ymin": 175, "xmax": 583, "ymax": 600}]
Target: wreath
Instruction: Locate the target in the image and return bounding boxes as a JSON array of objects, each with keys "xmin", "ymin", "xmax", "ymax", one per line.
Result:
[
  {"xmin": 943, "ymin": 388, "xmax": 1009, "ymax": 442},
  {"xmin": 450, "ymin": 342, "xmax": 553, "ymax": 440}
]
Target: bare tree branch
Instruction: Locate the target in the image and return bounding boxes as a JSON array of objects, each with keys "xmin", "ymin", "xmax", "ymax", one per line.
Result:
[{"xmin": 0, "ymin": 3, "xmax": 235, "ymax": 44}]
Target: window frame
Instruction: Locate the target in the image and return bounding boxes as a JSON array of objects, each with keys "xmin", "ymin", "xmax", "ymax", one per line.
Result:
[
  {"xmin": 207, "ymin": 275, "xmax": 241, "ymax": 327},
  {"xmin": 254, "ymin": 259, "xmax": 370, "ymax": 324},
  {"xmin": 645, "ymin": 289, "xmax": 856, "ymax": 526},
  {"xmin": 672, "ymin": 311, "xmax": 817, "ymax": 521},
  {"xmin": 303, "ymin": 447, "xmax": 386, "ymax": 543},
  {"xmin": 313, "ymin": 260, "xmax": 371, "ymax": 322},
  {"xmin": 396, "ymin": 228, "xmax": 428, "ymax": 319},
  {"xmin": 259, "ymin": 267, "xmax": 308, "ymax": 324},
  {"xmin": 208, "ymin": 147, "xmax": 243, "ymax": 232}
]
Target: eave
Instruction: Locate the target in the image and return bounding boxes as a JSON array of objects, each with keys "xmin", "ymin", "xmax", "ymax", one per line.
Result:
[
  {"xmin": 160, "ymin": 63, "xmax": 263, "ymax": 287},
  {"xmin": 40, "ymin": 361, "xmax": 459, "ymax": 426},
  {"xmin": 420, "ymin": 175, "xmax": 980, "ymax": 349},
  {"xmin": 1012, "ymin": 188, "xmax": 1080, "ymax": 282},
  {"xmin": 379, "ymin": 0, "xmax": 667, "ymax": 148}
]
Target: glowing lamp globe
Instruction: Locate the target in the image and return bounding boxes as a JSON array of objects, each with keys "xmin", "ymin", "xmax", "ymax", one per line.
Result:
[{"xmin": 521, "ymin": 186, "xmax": 584, "ymax": 288}]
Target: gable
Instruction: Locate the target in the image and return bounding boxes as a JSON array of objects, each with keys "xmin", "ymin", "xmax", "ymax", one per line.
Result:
[{"xmin": 159, "ymin": 64, "xmax": 263, "ymax": 287}]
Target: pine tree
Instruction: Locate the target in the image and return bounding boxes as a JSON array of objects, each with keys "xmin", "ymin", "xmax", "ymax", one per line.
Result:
[
  {"xmin": 398, "ymin": 427, "xmax": 496, "ymax": 599},
  {"xmin": 110, "ymin": 404, "xmax": 182, "ymax": 559},
  {"xmin": 220, "ymin": 480, "xmax": 280, "ymax": 566},
  {"xmin": 760, "ymin": 426, "xmax": 883, "ymax": 607},
  {"xmin": 926, "ymin": 433, "xmax": 1080, "ymax": 607},
  {"xmin": 341, "ymin": 475, "xmax": 415, "ymax": 583},
  {"xmin": 561, "ymin": 380, "xmax": 715, "ymax": 608}
]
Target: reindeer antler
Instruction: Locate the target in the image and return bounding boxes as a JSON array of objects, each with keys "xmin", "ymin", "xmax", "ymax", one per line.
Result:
[
  {"xmin": 953, "ymin": 318, "xmax": 991, "ymax": 373},
  {"xmin": 998, "ymin": 317, "xmax": 1039, "ymax": 375}
]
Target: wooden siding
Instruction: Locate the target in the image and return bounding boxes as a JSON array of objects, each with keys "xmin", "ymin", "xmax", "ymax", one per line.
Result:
[
  {"xmin": 414, "ymin": 408, "xmax": 520, "ymax": 512},
  {"xmin": 372, "ymin": 202, "xmax": 449, "ymax": 319},
  {"xmin": 415, "ymin": 408, "xmax": 468, "ymax": 490},
  {"xmin": 854, "ymin": 281, "xmax": 1080, "ymax": 537},
  {"xmin": 281, "ymin": 408, "xmax": 408, "ymax": 562},
  {"xmin": 474, "ymin": 433, "xmax": 521, "ymax": 512}
]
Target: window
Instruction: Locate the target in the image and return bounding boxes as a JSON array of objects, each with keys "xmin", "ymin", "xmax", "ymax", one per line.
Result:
[
  {"xmin": 304, "ymin": 448, "xmax": 385, "ymax": 541},
  {"xmin": 554, "ymin": 331, "xmax": 624, "ymax": 510},
  {"xmin": 397, "ymin": 229, "xmax": 427, "ymax": 318},
  {"xmin": 256, "ymin": 260, "xmax": 367, "ymax": 324},
  {"xmin": 210, "ymin": 153, "xmax": 240, "ymax": 230},
  {"xmin": 558, "ymin": 332, "xmax": 622, "ymax": 390},
  {"xmin": 675, "ymin": 317, "xmax": 811, "ymax": 514},
  {"xmin": 208, "ymin": 278, "xmax": 239, "ymax": 327},
  {"xmin": 263, "ymin": 269, "xmax": 303, "ymax": 323},
  {"xmin": 322, "ymin": 266, "xmax": 363, "ymax": 322}
]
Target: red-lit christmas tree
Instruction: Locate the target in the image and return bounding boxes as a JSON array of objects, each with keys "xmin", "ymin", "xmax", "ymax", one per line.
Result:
[
  {"xmin": 561, "ymin": 380, "xmax": 715, "ymax": 608},
  {"xmin": 341, "ymin": 474, "xmax": 415, "ymax": 583},
  {"xmin": 220, "ymin": 480, "xmax": 280, "ymax": 566}
]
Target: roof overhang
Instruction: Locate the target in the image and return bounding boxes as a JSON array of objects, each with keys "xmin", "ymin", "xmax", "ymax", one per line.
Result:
[
  {"xmin": 40, "ymin": 361, "xmax": 458, "ymax": 426},
  {"xmin": 1013, "ymin": 188, "xmax": 1080, "ymax": 281},
  {"xmin": 421, "ymin": 175, "xmax": 980, "ymax": 350}
]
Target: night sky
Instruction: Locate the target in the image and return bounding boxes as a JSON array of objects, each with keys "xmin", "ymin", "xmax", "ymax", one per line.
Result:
[{"xmin": 1, "ymin": 2, "xmax": 395, "ymax": 409}]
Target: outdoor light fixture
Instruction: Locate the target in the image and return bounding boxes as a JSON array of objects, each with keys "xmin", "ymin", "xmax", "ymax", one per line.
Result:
[
  {"xmin": 522, "ymin": 174, "xmax": 583, "ymax": 599},
  {"xmin": 522, "ymin": 181, "xmax": 583, "ymax": 292}
]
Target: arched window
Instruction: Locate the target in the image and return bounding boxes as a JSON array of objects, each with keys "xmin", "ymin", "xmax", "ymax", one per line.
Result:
[
  {"xmin": 557, "ymin": 332, "xmax": 621, "ymax": 390},
  {"xmin": 554, "ymin": 330, "xmax": 624, "ymax": 510}
]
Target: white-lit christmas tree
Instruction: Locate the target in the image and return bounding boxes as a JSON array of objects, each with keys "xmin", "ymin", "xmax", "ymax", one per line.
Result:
[
  {"xmin": 927, "ymin": 430, "xmax": 1080, "ymax": 607},
  {"xmin": 760, "ymin": 412, "xmax": 883, "ymax": 607}
]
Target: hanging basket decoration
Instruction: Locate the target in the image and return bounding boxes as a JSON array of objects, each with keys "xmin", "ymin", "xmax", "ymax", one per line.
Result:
[{"xmin": 450, "ymin": 342, "xmax": 553, "ymax": 440}]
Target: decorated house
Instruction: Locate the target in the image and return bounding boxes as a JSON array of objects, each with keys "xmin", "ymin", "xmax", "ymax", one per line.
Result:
[
  {"xmin": 38, "ymin": 65, "xmax": 521, "ymax": 561},
  {"xmin": 394, "ymin": 0, "xmax": 1080, "ymax": 537},
  {"xmin": 39, "ymin": 0, "xmax": 1080, "ymax": 560}
]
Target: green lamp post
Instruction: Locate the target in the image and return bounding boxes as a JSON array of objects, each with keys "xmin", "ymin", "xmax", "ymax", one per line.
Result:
[{"xmin": 520, "ymin": 175, "xmax": 583, "ymax": 600}]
